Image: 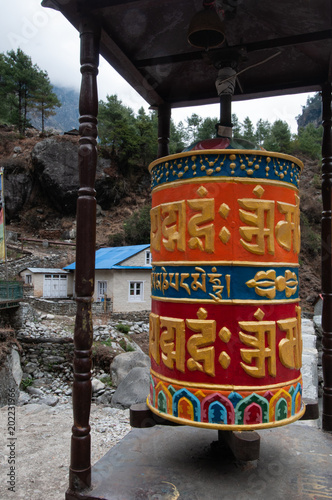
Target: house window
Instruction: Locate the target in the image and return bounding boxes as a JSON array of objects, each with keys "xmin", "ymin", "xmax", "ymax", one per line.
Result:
[
  {"xmin": 129, "ymin": 281, "xmax": 144, "ymax": 302},
  {"xmin": 145, "ymin": 250, "xmax": 152, "ymax": 265},
  {"xmin": 97, "ymin": 281, "xmax": 107, "ymax": 301},
  {"xmin": 25, "ymin": 274, "xmax": 32, "ymax": 285}
]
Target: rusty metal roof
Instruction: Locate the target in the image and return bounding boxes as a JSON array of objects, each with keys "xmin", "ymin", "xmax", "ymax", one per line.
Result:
[{"xmin": 41, "ymin": 1, "xmax": 332, "ymax": 108}]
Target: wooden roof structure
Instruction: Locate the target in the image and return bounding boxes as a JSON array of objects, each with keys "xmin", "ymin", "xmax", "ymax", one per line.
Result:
[
  {"xmin": 43, "ymin": 0, "xmax": 332, "ymax": 107},
  {"xmin": 41, "ymin": 2, "xmax": 332, "ymax": 498}
]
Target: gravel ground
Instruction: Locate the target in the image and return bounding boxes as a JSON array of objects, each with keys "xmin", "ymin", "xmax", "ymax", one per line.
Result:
[{"xmin": 0, "ymin": 401, "xmax": 131, "ymax": 500}]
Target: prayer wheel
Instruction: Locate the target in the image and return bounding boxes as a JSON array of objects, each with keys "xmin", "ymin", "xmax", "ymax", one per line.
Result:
[{"xmin": 147, "ymin": 149, "xmax": 305, "ymax": 430}]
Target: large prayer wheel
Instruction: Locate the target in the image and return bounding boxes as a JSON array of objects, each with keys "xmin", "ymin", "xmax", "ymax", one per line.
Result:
[{"xmin": 147, "ymin": 149, "xmax": 305, "ymax": 430}]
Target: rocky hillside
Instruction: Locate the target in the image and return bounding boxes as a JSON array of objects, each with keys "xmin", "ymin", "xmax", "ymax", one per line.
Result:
[
  {"xmin": 0, "ymin": 126, "xmax": 322, "ymax": 314},
  {"xmin": 0, "ymin": 126, "xmax": 150, "ymax": 254}
]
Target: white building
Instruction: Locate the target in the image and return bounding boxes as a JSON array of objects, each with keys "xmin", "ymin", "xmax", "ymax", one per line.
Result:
[
  {"xmin": 19, "ymin": 268, "xmax": 70, "ymax": 298},
  {"xmin": 64, "ymin": 244, "xmax": 152, "ymax": 312}
]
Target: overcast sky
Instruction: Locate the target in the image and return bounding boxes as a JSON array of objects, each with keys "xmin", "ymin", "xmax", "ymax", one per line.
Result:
[{"xmin": 1, "ymin": 0, "xmax": 316, "ymax": 133}]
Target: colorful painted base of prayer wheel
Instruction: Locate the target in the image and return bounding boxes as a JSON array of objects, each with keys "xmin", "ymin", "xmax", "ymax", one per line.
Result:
[{"xmin": 148, "ymin": 150, "xmax": 305, "ymax": 429}]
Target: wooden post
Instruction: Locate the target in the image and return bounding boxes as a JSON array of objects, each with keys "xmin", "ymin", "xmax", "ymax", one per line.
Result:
[
  {"xmin": 321, "ymin": 82, "xmax": 332, "ymax": 432},
  {"xmin": 157, "ymin": 103, "xmax": 171, "ymax": 158},
  {"xmin": 67, "ymin": 18, "xmax": 100, "ymax": 495}
]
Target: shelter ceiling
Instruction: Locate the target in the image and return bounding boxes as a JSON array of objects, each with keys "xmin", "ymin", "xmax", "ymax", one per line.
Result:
[{"xmin": 42, "ymin": 0, "xmax": 332, "ymax": 107}]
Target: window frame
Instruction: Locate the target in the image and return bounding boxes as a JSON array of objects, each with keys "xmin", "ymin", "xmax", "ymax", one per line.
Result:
[
  {"xmin": 145, "ymin": 249, "xmax": 152, "ymax": 266},
  {"xmin": 128, "ymin": 280, "xmax": 145, "ymax": 302}
]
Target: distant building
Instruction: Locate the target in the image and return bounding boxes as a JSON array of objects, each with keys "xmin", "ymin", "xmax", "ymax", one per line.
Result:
[
  {"xmin": 19, "ymin": 268, "xmax": 70, "ymax": 298},
  {"xmin": 64, "ymin": 244, "xmax": 152, "ymax": 312}
]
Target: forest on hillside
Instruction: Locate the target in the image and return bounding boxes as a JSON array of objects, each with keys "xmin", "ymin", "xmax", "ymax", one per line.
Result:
[
  {"xmin": 0, "ymin": 49, "xmax": 324, "ymax": 260},
  {"xmin": 0, "ymin": 49, "xmax": 323, "ymax": 162}
]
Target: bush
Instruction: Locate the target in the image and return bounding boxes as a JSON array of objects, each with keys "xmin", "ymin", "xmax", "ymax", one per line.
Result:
[
  {"xmin": 116, "ymin": 323, "xmax": 131, "ymax": 334},
  {"xmin": 300, "ymin": 213, "xmax": 321, "ymax": 257},
  {"xmin": 123, "ymin": 204, "xmax": 151, "ymax": 245}
]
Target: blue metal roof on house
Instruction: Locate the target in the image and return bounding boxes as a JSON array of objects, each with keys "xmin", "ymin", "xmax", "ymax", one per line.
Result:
[{"xmin": 64, "ymin": 244, "xmax": 150, "ymax": 270}]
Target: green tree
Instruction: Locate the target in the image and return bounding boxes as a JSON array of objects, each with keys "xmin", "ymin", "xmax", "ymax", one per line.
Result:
[
  {"xmin": 0, "ymin": 49, "xmax": 40, "ymax": 133},
  {"xmin": 135, "ymin": 107, "xmax": 157, "ymax": 167},
  {"xmin": 196, "ymin": 116, "xmax": 218, "ymax": 141},
  {"xmin": 184, "ymin": 113, "xmax": 203, "ymax": 145},
  {"xmin": 33, "ymin": 71, "xmax": 61, "ymax": 133},
  {"xmin": 169, "ymin": 119, "xmax": 185, "ymax": 153},
  {"xmin": 98, "ymin": 94, "xmax": 139, "ymax": 170},
  {"xmin": 231, "ymin": 113, "xmax": 241, "ymax": 138},
  {"xmin": 297, "ymin": 123, "xmax": 323, "ymax": 159},
  {"xmin": 123, "ymin": 204, "xmax": 151, "ymax": 245},
  {"xmin": 264, "ymin": 119, "xmax": 291, "ymax": 152},
  {"xmin": 241, "ymin": 116, "xmax": 256, "ymax": 143},
  {"xmin": 255, "ymin": 119, "xmax": 271, "ymax": 146},
  {"xmin": 0, "ymin": 49, "xmax": 59, "ymax": 134}
]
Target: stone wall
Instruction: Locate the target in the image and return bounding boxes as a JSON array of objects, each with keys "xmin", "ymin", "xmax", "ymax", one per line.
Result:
[
  {"xmin": 22, "ymin": 297, "xmax": 112, "ymax": 317},
  {"xmin": 0, "ymin": 302, "xmax": 39, "ymax": 330},
  {"xmin": 19, "ymin": 336, "xmax": 74, "ymax": 382},
  {"xmin": 111, "ymin": 311, "xmax": 150, "ymax": 322}
]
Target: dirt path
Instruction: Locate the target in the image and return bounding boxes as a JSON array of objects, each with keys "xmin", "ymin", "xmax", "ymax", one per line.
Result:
[{"xmin": 0, "ymin": 402, "xmax": 130, "ymax": 500}]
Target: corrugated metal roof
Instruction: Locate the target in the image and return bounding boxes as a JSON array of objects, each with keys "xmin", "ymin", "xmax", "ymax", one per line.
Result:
[
  {"xmin": 25, "ymin": 268, "xmax": 69, "ymax": 274},
  {"xmin": 64, "ymin": 245, "xmax": 150, "ymax": 270}
]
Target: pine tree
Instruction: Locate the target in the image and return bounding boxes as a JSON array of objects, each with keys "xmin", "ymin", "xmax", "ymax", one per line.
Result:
[
  {"xmin": 0, "ymin": 49, "xmax": 61, "ymax": 134},
  {"xmin": 241, "ymin": 116, "xmax": 256, "ymax": 143},
  {"xmin": 32, "ymin": 71, "xmax": 61, "ymax": 133}
]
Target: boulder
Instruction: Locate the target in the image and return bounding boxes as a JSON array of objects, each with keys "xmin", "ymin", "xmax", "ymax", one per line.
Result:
[
  {"xmin": 110, "ymin": 366, "xmax": 150, "ymax": 409},
  {"xmin": 2, "ymin": 160, "xmax": 34, "ymax": 222},
  {"xmin": 31, "ymin": 138, "xmax": 80, "ymax": 214},
  {"xmin": 0, "ymin": 347, "xmax": 23, "ymax": 407},
  {"xmin": 92, "ymin": 378, "xmax": 105, "ymax": 393},
  {"xmin": 111, "ymin": 350, "xmax": 150, "ymax": 387},
  {"xmin": 31, "ymin": 137, "xmax": 128, "ymax": 214}
]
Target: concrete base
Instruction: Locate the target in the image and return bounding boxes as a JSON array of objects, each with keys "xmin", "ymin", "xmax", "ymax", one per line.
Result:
[{"xmin": 66, "ymin": 423, "xmax": 332, "ymax": 500}]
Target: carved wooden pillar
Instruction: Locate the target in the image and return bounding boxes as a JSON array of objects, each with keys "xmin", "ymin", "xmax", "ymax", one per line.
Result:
[
  {"xmin": 67, "ymin": 19, "xmax": 100, "ymax": 494},
  {"xmin": 321, "ymin": 82, "xmax": 332, "ymax": 432},
  {"xmin": 157, "ymin": 103, "xmax": 171, "ymax": 158}
]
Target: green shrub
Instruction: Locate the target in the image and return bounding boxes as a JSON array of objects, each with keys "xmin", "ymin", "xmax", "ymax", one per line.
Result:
[
  {"xmin": 123, "ymin": 204, "xmax": 151, "ymax": 245},
  {"xmin": 119, "ymin": 338, "xmax": 135, "ymax": 352},
  {"xmin": 21, "ymin": 377, "xmax": 33, "ymax": 390},
  {"xmin": 115, "ymin": 323, "xmax": 131, "ymax": 334}
]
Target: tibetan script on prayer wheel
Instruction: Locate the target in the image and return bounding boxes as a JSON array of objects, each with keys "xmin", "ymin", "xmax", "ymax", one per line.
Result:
[{"xmin": 147, "ymin": 149, "xmax": 305, "ymax": 430}]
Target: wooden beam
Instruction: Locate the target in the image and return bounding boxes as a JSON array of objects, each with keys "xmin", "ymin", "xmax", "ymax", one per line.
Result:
[
  {"xmin": 218, "ymin": 430, "xmax": 260, "ymax": 462},
  {"xmin": 66, "ymin": 18, "xmax": 100, "ymax": 496},
  {"xmin": 135, "ymin": 30, "xmax": 332, "ymax": 68},
  {"xmin": 321, "ymin": 81, "xmax": 332, "ymax": 432},
  {"xmin": 157, "ymin": 103, "xmax": 171, "ymax": 158}
]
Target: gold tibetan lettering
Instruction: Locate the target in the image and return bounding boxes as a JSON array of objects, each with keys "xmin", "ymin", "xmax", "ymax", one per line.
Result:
[
  {"xmin": 208, "ymin": 267, "xmax": 224, "ymax": 302},
  {"xmin": 180, "ymin": 273, "xmax": 191, "ymax": 295},
  {"xmin": 169, "ymin": 272, "xmax": 179, "ymax": 291},
  {"xmin": 278, "ymin": 306, "xmax": 302, "ymax": 369},
  {"xmin": 191, "ymin": 267, "xmax": 207, "ymax": 292},
  {"xmin": 239, "ymin": 309, "xmax": 276, "ymax": 378},
  {"xmin": 187, "ymin": 198, "xmax": 215, "ymax": 253},
  {"xmin": 239, "ymin": 198, "xmax": 275, "ymax": 255},
  {"xmin": 160, "ymin": 316, "xmax": 186, "ymax": 372},
  {"xmin": 150, "ymin": 206, "xmax": 161, "ymax": 251},
  {"xmin": 276, "ymin": 195, "xmax": 300, "ymax": 253},
  {"xmin": 161, "ymin": 201, "xmax": 186, "ymax": 252},
  {"xmin": 149, "ymin": 313, "xmax": 160, "ymax": 364},
  {"xmin": 186, "ymin": 308, "xmax": 216, "ymax": 377}
]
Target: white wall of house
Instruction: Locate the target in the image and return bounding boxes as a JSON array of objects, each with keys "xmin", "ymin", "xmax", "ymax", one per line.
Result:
[
  {"xmin": 19, "ymin": 270, "xmax": 71, "ymax": 298},
  {"xmin": 121, "ymin": 248, "xmax": 151, "ymax": 267},
  {"xmin": 73, "ymin": 263, "xmax": 151, "ymax": 312},
  {"xmin": 112, "ymin": 269, "xmax": 151, "ymax": 312},
  {"xmin": 94, "ymin": 270, "xmax": 113, "ymax": 302},
  {"xmin": 67, "ymin": 274, "xmax": 74, "ymax": 297}
]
